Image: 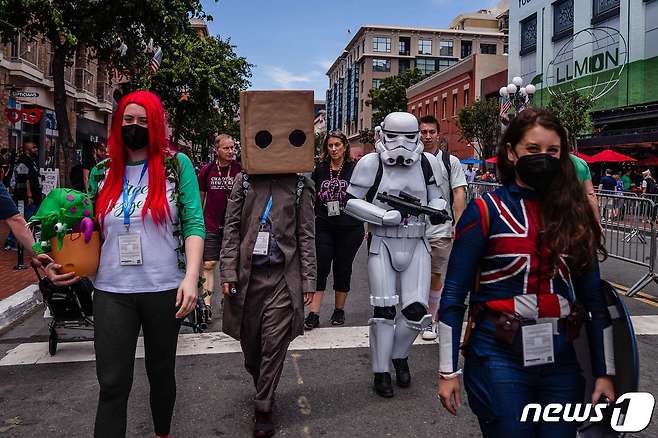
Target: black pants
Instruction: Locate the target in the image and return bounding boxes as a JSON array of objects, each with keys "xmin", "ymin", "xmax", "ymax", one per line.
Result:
[
  {"xmin": 93, "ymin": 289, "xmax": 181, "ymax": 438},
  {"xmin": 315, "ymin": 219, "xmax": 363, "ymax": 291}
]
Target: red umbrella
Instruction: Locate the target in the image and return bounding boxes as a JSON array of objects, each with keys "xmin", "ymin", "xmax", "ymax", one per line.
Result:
[
  {"xmin": 588, "ymin": 150, "xmax": 637, "ymax": 163},
  {"xmin": 573, "ymin": 152, "xmax": 593, "ymax": 163},
  {"xmin": 639, "ymin": 156, "xmax": 658, "ymax": 166},
  {"xmin": 485, "ymin": 156, "xmax": 497, "ymax": 163}
]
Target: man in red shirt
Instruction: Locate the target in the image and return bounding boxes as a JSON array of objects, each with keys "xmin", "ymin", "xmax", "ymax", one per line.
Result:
[{"xmin": 198, "ymin": 134, "xmax": 241, "ymax": 320}]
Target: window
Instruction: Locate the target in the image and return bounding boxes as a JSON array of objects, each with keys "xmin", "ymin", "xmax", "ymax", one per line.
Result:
[
  {"xmin": 360, "ymin": 118, "xmax": 363, "ymax": 130},
  {"xmin": 361, "ymin": 80, "xmax": 364, "ymax": 93},
  {"xmin": 418, "ymin": 38, "xmax": 432, "ymax": 55},
  {"xmin": 553, "ymin": 0, "xmax": 574, "ymax": 41},
  {"xmin": 593, "ymin": 0, "xmax": 620, "ymax": 24},
  {"xmin": 362, "ymin": 39, "xmax": 365, "ymax": 54},
  {"xmin": 361, "ymin": 99, "xmax": 364, "ymax": 111},
  {"xmin": 425, "ymin": 103, "xmax": 430, "ymax": 115},
  {"xmin": 504, "ymin": 44, "xmax": 509, "ymax": 54},
  {"xmin": 438, "ymin": 58, "xmax": 457, "ymax": 71},
  {"xmin": 440, "ymin": 40, "xmax": 454, "ymax": 57},
  {"xmin": 452, "ymin": 94, "xmax": 458, "ymax": 117},
  {"xmin": 372, "ymin": 58, "xmax": 390, "ymax": 72},
  {"xmin": 373, "ymin": 36, "xmax": 391, "ymax": 53},
  {"xmin": 442, "ymin": 97, "xmax": 447, "ymax": 119},
  {"xmin": 399, "ymin": 59, "xmax": 411, "ymax": 74},
  {"xmin": 464, "ymin": 89, "xmax": 469, "ymax": 107},
  {"xmin": 372, "ymin": 79, "xmax": 382, "ymax": 89},
  {"xmin": 416, "ymin": 58, "xmax": 437, "ymax": 76},
  {"xmin": 461, "ymin": 40, "xmax": 472, "ymax": 58},
  {"xmin": 433, "ymin": 100, "xmax": 438, "ymax": 116},
  {"xmin": 481, "ymin": 43, "xmax": 497, "ymax": 55},
  {"xmin": 418, "ymin": 105, "xmax": 422, "ymax": 117},
  {"xmin": 361, "ymin": 62, "xmax": 364, "ymax": 74},
  {"xmin": 520, "ymin": 13, "xmax": 537, "ymax": 55},
  {"xmin": 399, "ymin": 37, "xmax": 411, "ymax": 55}
]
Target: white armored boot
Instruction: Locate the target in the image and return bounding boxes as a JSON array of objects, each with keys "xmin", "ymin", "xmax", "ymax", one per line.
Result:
[{"xmin": 369, "ymin": 318, "xmax": 395, "ymax": 397}]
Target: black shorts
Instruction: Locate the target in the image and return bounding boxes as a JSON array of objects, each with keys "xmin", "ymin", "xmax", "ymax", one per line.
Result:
[{"xmin": 203, "ymin": 229, "xmax": 223, "ymax": 262}]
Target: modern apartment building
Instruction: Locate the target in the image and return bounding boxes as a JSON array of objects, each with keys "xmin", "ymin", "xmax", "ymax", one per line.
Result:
[
  {"xmin": 325, "ymin": 9, "xmax": 508, "ymax": 155},
  {"xmin": 509, "ymin": 0, "xmax": 658, "ymax": 155}
]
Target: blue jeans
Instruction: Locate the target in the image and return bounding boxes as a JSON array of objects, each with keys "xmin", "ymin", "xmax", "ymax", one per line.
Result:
[{"xmin": 464, "ymin": 320, "xmax": 585, "ymax": 438}]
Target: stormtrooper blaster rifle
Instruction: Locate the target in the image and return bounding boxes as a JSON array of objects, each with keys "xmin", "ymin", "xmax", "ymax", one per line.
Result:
[{"xmin": 376, "ymin": 191, "xmax": 450, "ymax": 225}]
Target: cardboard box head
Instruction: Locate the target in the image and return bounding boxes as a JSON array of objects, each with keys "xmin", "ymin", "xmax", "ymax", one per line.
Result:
[{"xmin": 240, "ymin": 90, "xmax": 315, "ymax": 174}]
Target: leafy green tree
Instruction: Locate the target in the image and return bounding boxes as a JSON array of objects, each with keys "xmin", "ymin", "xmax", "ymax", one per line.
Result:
[
  {"xmin": 0, "ymin": 0, "xmax": 210, "ymax": 182},
  {"xmin": 144, "ymin": 31, "xmax": 252, "ymax": 155},
  {"xmin": 546, "ymin": 90, "xmax": 595, "ymax": 151},
  {"xmin": 366, "ymin": 68, "xmax": 424, "ymax": 127},
  {"xmin": 457, "ymin": 98, "xmax": 501, "ymax": 160},
  {"xmin": 358, "ymin": 128, "xmax": 375, "ymax": 147}
]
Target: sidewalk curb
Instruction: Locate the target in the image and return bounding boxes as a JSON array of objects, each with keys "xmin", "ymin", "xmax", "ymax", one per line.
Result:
[{"xmin": 0, "ymin": 284, "xmax": 42, "ymax": 333}]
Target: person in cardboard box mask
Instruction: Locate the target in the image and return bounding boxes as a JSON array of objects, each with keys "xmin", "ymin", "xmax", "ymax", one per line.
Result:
[
  {"xmin": 220, "ymin": 90, "xmax": 316, "ymax": 438},
  {"xmin": 344, "ymin": 112, "xmax": 450, "ymax": 397}
]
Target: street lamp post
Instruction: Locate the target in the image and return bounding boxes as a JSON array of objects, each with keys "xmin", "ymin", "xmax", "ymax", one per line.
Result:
[{"xmin": 499, "ymin": 76, "xmax": 536, "ymax": 113}]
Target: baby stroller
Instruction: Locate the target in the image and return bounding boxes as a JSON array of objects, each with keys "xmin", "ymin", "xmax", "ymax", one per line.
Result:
[
  {"xmin": 33, "ymin": 266, "xmax": 94, "ymax": 356},
  {"xmin": 181, "ymin": 296, "xmax": 208, "ymax": 333}
]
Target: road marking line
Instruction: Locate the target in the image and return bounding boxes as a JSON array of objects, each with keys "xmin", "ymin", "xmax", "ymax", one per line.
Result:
[
  {"xmin": 2, "ymin": 316, "xmax": 657, "ymax": 367},
  {"xmin": 609, "ymin": 282, "xmax": 658, "ymax": 307}
]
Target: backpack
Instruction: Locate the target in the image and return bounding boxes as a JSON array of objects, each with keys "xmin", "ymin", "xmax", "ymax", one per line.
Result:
[
  {"xmin": 241, "ymin": 173, "xmax": 306, "ymax": 206},
  {"xmin": 439, "ymin": 149, "xmax": 455, "ymax": 217}
]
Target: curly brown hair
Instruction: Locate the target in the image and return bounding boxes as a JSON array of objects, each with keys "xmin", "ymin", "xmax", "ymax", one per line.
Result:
[
  {"xmin": 320, "ymin": 130, "xmax": 353, "ymax": 164},
  {"xmin": 496, "ymin": 108, "xmax": 606, "ymax": 272}
]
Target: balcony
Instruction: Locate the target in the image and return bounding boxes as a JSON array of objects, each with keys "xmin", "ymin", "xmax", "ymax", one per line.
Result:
[
  {"xmin": 75, "ymin": 68, "xmax": 97, "ymax": 107},
  {"xmin": 96, "ymin": 81, "xmax": 113, "ymax": 113},
  {"xmin": 10, "ymin": 35, "xmax": 39, "ymax": 69},
  {"xmin": 6, "ymin": 34, "xmax": 46, "ymax": 85}
]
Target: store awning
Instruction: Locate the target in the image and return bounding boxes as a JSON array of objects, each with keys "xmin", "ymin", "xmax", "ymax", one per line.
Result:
[{"xmin": 589, "ymin": 150, "xmax": 637, "ymax": 163}]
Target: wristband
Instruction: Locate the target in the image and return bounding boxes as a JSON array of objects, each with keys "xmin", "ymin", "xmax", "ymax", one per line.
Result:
[{"xmin": 439, "ymin": 369, "xmax": 463, "ymax": 380}]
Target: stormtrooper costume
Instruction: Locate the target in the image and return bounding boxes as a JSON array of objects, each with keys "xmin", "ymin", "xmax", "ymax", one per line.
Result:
[{"xmin": 345, "ymin": 112, "xmax": 447, "ymax": 397}]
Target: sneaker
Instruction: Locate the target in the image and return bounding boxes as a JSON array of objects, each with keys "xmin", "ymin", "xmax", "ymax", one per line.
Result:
[
  {"xmin": 330, "ymin": 308, "xmax": 345, "ymax": 326},
  {"xmin": 304, "ymin": 312, "xmax": 319, "ymax": 330},
  {"xmin": 421, "ymin": 323, "xmax": 438, "ymax": 341}
]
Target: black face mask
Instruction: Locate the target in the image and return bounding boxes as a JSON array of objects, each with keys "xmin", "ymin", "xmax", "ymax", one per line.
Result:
[
  {"xmin": 515, "ymin": 153, "xmax": 561, "ymax": 193},
  {"xmin": 122, "ymin": 124, "xmax": 149, "ymax": 151}
]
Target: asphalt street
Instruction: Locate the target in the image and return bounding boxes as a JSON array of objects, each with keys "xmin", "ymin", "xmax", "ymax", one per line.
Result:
[{"xmin": 0, "ymin": 245, "xmax": 657, "ymax": 437}]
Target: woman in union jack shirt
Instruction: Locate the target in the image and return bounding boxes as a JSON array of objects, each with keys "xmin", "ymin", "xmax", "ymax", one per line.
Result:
[{"xmin": 437, "ymin": 108, "xmax": 616, "ymax": 437}]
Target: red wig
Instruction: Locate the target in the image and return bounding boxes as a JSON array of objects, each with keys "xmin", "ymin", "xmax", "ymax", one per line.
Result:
[{"xmin": 95, "ymin": 90, "xmax": 171, "ymax": 226}]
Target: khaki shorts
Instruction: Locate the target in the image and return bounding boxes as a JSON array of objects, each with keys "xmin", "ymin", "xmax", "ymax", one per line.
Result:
[{"xmin": 429, "ymin": 237, "xmax": 453, "ymax": 277}]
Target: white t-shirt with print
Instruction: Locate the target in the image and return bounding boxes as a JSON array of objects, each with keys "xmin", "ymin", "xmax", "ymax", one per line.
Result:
[
  {"xmin": 426, "ymin": 150, "xmax": 468, "ymax": 240},
  {"xmin": 94, "ymin": 162, "xmax": 183, "ymax": 293}
]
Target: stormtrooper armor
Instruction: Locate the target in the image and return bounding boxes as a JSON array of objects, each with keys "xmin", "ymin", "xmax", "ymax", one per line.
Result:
[{"xmin": 345, "ymin": 112, "xmax": 447, "ymax": 396}]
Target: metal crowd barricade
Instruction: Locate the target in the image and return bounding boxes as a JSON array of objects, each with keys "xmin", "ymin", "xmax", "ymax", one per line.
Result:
[
  {"xmin": 467, "ymin": 184, "xmax": 658, "ymax": 297},
  {"xmin": 466, "ymin": 182, "xmax": 500, "ymax": 203},
  {"xmin": 597, "ymin": 192, "xmax": 658, "ymax": 296}
]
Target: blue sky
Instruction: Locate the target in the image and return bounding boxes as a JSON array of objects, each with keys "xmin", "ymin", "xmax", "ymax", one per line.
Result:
[{"xmin": 202, "ymin": 0, "xmax": 508, "ymax": 100}]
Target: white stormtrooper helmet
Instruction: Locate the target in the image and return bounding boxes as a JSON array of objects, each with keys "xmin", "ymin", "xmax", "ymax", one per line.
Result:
[{"xmin": 375, "ymin": 112, "xmax": 423, "ymax": 166}]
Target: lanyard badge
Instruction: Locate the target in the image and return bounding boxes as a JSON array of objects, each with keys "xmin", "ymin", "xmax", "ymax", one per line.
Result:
[{"xmin": 254, "ymin": 196, "xmax": 272, "ymax": 256}]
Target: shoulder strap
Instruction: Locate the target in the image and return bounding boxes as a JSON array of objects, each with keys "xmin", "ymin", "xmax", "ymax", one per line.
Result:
[
  {"xmin": 365, "ymin": 158, "xmax": 383, "ymax": 203},
  {"xmin": 474, "ymin": 195, "xmax": 491, "ymax": 237},
  {"xmin": 295, "ymin": 174, "xmax": 305, "ymax": 206},
  {"xmin": 420, "ymin": 153, "xmax": 433, "ymax": 186},
  {"xmin": 440, "ymin": 151, "xmax": 454, "ymax": 209}
]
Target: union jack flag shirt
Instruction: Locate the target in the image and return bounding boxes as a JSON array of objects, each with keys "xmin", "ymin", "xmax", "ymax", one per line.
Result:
[{"xmin": 438, "ymin": 184, "xmax": 612, "ymax": 377}]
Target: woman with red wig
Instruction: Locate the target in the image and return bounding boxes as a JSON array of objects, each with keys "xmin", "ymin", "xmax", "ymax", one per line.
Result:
[{"xmin": 47, "ymin": 90, "xmax": 205, "ymax": 437}]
